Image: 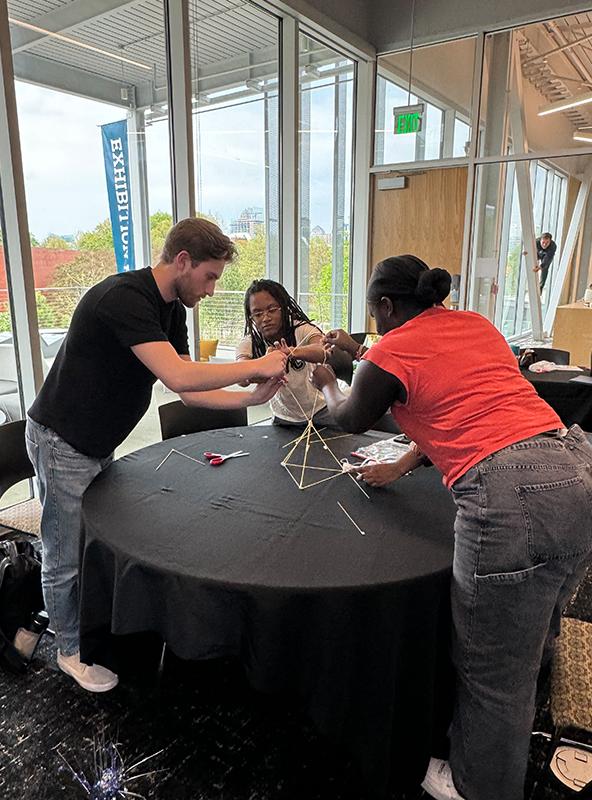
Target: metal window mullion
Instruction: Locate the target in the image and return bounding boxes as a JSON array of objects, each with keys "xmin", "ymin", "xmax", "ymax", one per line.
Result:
[
  {"xmin": 164, "ymin": 0, "xmax": 197, "ymax": 355},
  {"xmin": 128, "ymin": 107, "xmax": 152, "ymax": 269},
  {"xmin": 460, "ymin": 31, "xmax": 485, "ymax": 311},
  {"xmin": 280, "ymin": 15, "xmax": 298, "ymax": 298},
  {"xmin": 0, "ymin": 1, "xmax": 44, "ymax": 410},
  {"xmin": 350, "ymin": 57, "xmax": 373, "ymax": 332},
  {"xmin": 331, "ymin": 69, "xmax": 347, "ymax": 328}
]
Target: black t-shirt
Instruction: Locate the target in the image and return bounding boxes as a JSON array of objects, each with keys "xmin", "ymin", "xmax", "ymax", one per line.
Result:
[
  {"xmin": 536, "ymin": 238, "xmax": 557, "ymax": 270},
  {"xmin": 29, "ymin": 268, "xmax": 189, "ymax": 458}
]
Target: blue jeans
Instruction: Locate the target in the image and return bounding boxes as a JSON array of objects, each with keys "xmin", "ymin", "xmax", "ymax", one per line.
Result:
[
  {"xmin": 25, "ymin": 417, "xmax": 113, "ymax": 656},
  {"xmin": 449, "ymin": 425, "xmax": 592, "ymax": 800}
]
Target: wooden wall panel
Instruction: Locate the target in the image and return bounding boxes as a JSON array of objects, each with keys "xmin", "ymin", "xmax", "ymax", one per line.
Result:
[{"xmin": 370, "ymin": 167, "xmax": 468, "ymax": 278}]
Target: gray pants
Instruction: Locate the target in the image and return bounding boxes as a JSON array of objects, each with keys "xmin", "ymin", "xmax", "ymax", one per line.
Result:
[{"xmin": 449, "ymin": 426, "xmax": 592, "ymax": 800}]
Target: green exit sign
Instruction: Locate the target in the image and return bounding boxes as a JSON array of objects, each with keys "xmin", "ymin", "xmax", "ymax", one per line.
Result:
[{"xmin": 393, "ymin": 103, "xmax": 424, "ymax": 135}]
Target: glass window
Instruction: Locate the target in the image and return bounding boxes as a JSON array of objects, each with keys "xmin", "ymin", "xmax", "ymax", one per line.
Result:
[
  {"xmin": 189, "ymin": 1, "xmax": 280, "ymax": 349},
  {"xmin": 468, "ymin": 157, "xmax": 573, "ymax": 338},
  {"xmin": 298, "ymin": 33, "xmax": 354, "ymax": 329},
  {"xmin": 10, "ymin": 1, "xmax": 172, "ymax": 455},
  {"xmin": 480, "ymin": 14, "xmax": 592, "ymax": 157},
  {"xmin": 374, "ymin": 37, "xmax": 476, "ymax": 166}
]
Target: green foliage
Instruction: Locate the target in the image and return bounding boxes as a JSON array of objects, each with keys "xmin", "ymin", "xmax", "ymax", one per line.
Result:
[
  {"xmin": 149, "ymin": 211, "xmax": 174, "ymax": 260},
  {"xmin": 41, "ymin": 234, "xmax": 73, "ymax": 249},
  {"xmin": 76, "ymin": 219, "xmax": 113, "ymax": 251},
  {"xmin": 0, "ymin": 311, "xmax": 11, "ymax": 332}
]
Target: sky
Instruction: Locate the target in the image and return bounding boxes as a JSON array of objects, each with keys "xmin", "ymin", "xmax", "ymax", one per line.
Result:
[{"xmin": 13, "ymin": 78, "xmax": 351, "ymax": 243}]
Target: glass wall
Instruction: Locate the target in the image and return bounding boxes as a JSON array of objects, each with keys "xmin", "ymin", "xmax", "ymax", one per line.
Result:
[
  {"xmin": 9, "ymin": 0, "xmax": 171, "ymax": 453},
  {"xmin": 374, "ymin": 37, "xmax": 476, "ymax": 166},
  {"xmin": 298, "ymin": 33, "xmax": 354, "ymax": 329},
  {"xmin": 480, "ymin": 18, "xmax": 592, "ymax": 158},
  {"xmin": 468, "ymin": 155, "xmax": 582, "ymax": 338},
  {"xmin": 189, "ymin": 1, "xmax": 280, "ymax": 348},
  {"xmin": 0, "ymin": 194, "xmax": 22, "ymax": 430},
  {"xmin": 469, "ymin": 11, "xmax": 592, "ymax": 339}
]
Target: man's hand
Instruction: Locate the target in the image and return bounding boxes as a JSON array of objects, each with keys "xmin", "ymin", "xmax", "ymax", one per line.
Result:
[
  {"xmin": 251, "ymin": 349, "xmax": 287, "ymax": 380},
  {"xmin": 322, "ymin": 329, "xmax": 359, "ymax": 357},
  {"xmin": 310, "ymin": 363, "xmax": 337, "ymax": 390},
  {"xmin": 247, "ymin": 376, "xmax": 285, "ymax": 405},
  {"xmin": 356, "ymin": 462, "xmax": 405, "ymax": 487},
  {"xmin": 533, "ymin": 265, "xmax": 541, "ymax": 273}
]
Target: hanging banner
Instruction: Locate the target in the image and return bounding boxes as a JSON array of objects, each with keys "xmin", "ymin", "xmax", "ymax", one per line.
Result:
[{"xmin": 101, "ymin": 120, "xmax": 135, "ymax": 272}]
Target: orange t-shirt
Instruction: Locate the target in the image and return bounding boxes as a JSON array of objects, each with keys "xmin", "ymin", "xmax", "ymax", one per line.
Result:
[{"xmin": 363, "ymin": 307, "xmax": 563, "ymax": 487}]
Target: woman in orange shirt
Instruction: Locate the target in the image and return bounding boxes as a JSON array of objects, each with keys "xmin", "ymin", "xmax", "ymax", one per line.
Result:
[{"xmin": 313, "ymin": 254, "xmax": 592, "ymax": 800}]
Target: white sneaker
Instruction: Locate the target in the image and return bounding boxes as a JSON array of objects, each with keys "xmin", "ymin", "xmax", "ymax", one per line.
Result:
[
  {"xmin": 57, "ymin": 650, "xmax": 119, "ymax": 692},
  {"xmin": 421, "ymin": 758, "xmax": 466, "ymax": 800}
]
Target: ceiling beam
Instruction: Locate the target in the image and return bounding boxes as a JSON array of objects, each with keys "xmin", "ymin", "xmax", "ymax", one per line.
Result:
[
  {"xmin": 10, "ymin": 0, "xmax": 143, "ymax": 54},
  {"xmin": 13, "ymin": 52, "xmax": 131, "ymax": 107}
]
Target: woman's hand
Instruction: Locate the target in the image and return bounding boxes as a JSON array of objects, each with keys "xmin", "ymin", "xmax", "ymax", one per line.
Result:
[
  {"xmin": 356, "ymin": 462, "xmax": 405, "ymax": 487},
  {"xmin": 322, "ymin": 329, "xmax": 359, "ymax": 357},
  {"xmin": 247, "ymin": 376, "xmax": 285, "ymax": 406},
  {"xmin": 269, "ymin": 338, "xmax": 293, "ymax": 357},
  {"xmin": 311, "ymin": 363, "xmax": 337, "ymax": 390}
]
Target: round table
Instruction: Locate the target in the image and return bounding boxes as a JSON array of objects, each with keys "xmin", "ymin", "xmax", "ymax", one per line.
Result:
[
  {"xmin": 79, "ymin": 425, "xmax": 457, "ymax": 797},
  {"xmin": 522, "ymin": 367, "xmax": 592, "ymax": 431}
]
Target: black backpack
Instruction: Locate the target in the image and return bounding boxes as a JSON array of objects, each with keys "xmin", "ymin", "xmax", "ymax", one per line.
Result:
[{"xmin": 0, "ymin": 532, "xmax": 44, "ymax": 674}]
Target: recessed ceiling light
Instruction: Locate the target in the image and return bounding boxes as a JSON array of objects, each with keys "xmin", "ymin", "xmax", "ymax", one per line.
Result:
[{"xmin": 538, "ymin": 90, "xmax": 592, "ymax": 116}]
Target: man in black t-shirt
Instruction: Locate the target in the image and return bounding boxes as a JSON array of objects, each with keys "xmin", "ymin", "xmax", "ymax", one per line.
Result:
[
  {"xmin": 534, "ymin": 232, "xmax": 557, "ymax": 293},
  {"xmin": 25, "ymin": 218, "xmax": 286, "ymax": 692}
]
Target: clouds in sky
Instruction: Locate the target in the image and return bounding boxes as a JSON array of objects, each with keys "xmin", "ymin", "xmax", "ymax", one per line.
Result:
[{"xmin": 14, "ymin": 78, "xmax": 349, "ymax": 242}]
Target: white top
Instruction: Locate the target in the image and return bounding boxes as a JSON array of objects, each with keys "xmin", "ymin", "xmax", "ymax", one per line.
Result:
[{"xmin": 236, "ymin": 322, "xmax": 327, "ymax": 423}]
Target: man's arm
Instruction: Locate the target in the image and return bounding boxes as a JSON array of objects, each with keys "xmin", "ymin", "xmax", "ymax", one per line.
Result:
[
  {"xmin": 179, "ymin": 378, "xmax": 283, "ymax": 409},
  {"xmin": 311, "ymin": 360, "xmax": 405, "ymax": 433},
  {"xmin": 132, "ymin": 340, "xmax": 286, "ymax": 393}
]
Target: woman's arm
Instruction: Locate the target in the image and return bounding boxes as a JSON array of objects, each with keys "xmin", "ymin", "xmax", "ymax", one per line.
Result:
[
  {"xmin": 272, "ymin": 336, "xmax": 352, "ymax": 376},
  {"xmin": 323, "ymin": 329, "xmax": 367, "ymax": 360},
  {"xmin": 355, "ymin": 444, "xmax": 424, "ymax": 487},
  {"xmin": 311, "ymin": 360, "xmax": 405, "ymax": 433}
]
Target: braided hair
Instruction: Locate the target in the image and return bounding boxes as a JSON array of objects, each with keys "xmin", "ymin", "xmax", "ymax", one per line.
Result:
[
  {"xmin": 243, "ymin": 279, "xmax": 318, "ymax": 358},
  {"xmin": 367, "ymin": 254, "xmax": 451, "ymax": 309}
]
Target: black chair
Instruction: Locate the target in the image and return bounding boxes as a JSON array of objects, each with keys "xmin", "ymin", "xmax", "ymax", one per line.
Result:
[
  {"xmin": 331, "ymin": 352, "xmax": 354, "ymax": 385},
  {"xmin": 158, "ymin": 401, "xmax": 247, "ymax": 441},
  {"xmin": 0, "ymin": 419, "xmax": 41, "ymax": 537},
  {"xmin": 519, "ymin": 347, "xmax": 570, "ymax": 366},
  {"xmin": 350, "ymin": 332, "xmax": 373, "ymax": 345}
]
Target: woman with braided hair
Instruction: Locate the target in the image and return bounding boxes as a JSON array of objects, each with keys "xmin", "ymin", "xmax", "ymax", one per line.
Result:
[
  {"xmin": 312, "ymin": 254, "xmax": 592, "ymax": 800},
  {"xmin": 236, "ymin": 279, "xmax": 350, "ymax": 426}
]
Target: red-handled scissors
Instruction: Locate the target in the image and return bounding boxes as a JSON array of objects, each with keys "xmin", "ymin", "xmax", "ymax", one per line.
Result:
[{"xmin": 204, "ymin": 450, "xmax": 249, "ymax": 466}]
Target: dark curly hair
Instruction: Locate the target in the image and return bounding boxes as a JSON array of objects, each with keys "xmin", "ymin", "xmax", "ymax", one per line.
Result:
[
  {"xmin": 367, "ymin": 254, "xmax": 451, "ymax": 309},
  {"xmin": 243, "ymin": 279, "xmax": 319, "ymax": 358}
]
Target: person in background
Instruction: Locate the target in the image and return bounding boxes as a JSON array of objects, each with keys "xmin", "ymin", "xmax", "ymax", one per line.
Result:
[
  {"xmin": 534, "ymin": 232, "xmax": 557, "ymax": 293},
  {"xmin": 236, "ymin": 279, "xmax": 350, "ymax": 427},
  {"xmin": 314, "ymin": 253, "xmax": 592, "ymax": 800},
  {"xmin": 26, "ymin": 218, "xmax": 287, "ymax": 693}
]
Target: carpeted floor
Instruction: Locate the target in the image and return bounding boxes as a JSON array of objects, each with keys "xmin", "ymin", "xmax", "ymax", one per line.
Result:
[{"xmin": 0, "ymin": 565, "xmax": 591, "ymax": 800}]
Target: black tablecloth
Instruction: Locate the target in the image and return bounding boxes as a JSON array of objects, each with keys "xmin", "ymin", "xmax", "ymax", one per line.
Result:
[
  {"xmin": 523, "ymin": 368, "xmax": 592, "ymax": 431},
  {"xmin": 79, "ymin": 426, "xmax": 457, "ymax": 797}
]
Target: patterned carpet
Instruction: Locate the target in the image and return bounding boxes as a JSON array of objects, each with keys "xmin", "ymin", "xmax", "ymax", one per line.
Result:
[{"xmin": 0, "ymin": 566, "xmax": 590, "ymax": 800}]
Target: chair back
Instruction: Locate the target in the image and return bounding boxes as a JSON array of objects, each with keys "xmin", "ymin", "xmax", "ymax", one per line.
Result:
[
  {"xmin": 158, "ymin": 401, "xmax": 247, "ymax": 440},
  {"xmin": 0, "ymin": 420, "xmax": 34, "ymax": 500},
  {"xmin": 332, "ymin": 356, "xmax": 354, "ymax": 385},
  {"xmin": 199, "ymin": 339, "xmax": 218, "ymax": 362},
  {"xmin": 350, "ymin": 332, "xmax": 371, "ymax": 345},
  {"xmin": 519, "ymin": 347, "xmax": 570, "ymax": 366}
]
